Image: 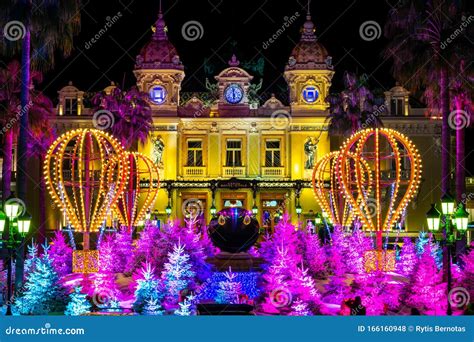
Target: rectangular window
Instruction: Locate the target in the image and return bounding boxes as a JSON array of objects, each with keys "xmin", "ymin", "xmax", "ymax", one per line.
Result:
[
  {"xmin": 265, "ymin": 140, "xmax": 281, "ymax": 167},
  {"xmin": 65, "ymin": 98, "xmax": 78, "ymax": 115},
  {"xmin": 225, "ymin": 139, "xmax": 242, "ymax": 167},
  {"xmin": 187, "ymin": 140, "xmax": 203, "ymax": 166}
]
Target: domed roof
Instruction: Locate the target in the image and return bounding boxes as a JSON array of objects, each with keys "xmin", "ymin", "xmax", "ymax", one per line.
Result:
[
  {"xmin": 135, "ymin": 6, "xmax": 183, "ymax": 70},
  {"xmin": 285, "ymin": 10, "xmax": 332, "ymax": 71}
]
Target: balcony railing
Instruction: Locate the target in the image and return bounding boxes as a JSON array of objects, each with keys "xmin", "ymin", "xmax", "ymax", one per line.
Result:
[
  {"xmin": 223, "ymin": 166, "xmax": 246, "ymax": 177},
  {"xmin": 183, "ymin": 166, "xmax": 206, "ymax": 177},
  {"xmin": 261, "ymin": 167, "xmax": 285, "ymax": 178}
]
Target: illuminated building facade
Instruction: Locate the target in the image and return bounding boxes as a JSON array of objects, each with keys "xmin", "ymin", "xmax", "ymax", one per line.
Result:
[{"xmin": 37, "ymin": 7, "xmax": 453, "ymax": 235}]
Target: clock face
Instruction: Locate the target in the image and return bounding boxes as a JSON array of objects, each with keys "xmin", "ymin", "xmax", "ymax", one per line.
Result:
[
  {"xmin": 149, "ymin": 85, "xmax": 167, "ymax": 104},
  {"xmin": 302, "ymin": 85, "xmax": 319, "ymax": 103},
  {"xmin": 224, "ymin": 84, "xmax": 244, "ymax": 104}
]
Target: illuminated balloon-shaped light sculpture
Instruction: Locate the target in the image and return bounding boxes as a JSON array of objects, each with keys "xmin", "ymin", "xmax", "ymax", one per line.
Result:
[
  {"xmin": 336, "ymin": 128, "xmax": 422, "ymax": 251},
  {"xmin": 312, "ymin": 151, "xmax": 372, "ymax": 229},
  {"xmin": 44, "ymin": 129, "xmax": 129, "ymax": 251},
  {"xmin": 111, "ymin": 152, "xmax": 160, "ymax": 232}
]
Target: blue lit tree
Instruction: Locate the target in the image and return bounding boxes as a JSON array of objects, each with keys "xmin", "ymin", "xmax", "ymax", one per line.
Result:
[
  {"xmin": 65, "ymin": 286, "xmax": 91, "ymax": 316},
  {"xmin": 15, "ymin": 247, "xmax": 68, "ymax": 315},
  {"xmin": 415, "ymin": 232, "xmax": 442, "ymax": 269},
  {"xmin": 174, "ymin": 294, "xmax": 196, "ymax": 316},
  {"xmin": 133, "ymin": 262, "xmax": 163, "ymax": 314},
  {"xmin": 215, "ymin": 267, "xmax": 242, "ymax": 304}
]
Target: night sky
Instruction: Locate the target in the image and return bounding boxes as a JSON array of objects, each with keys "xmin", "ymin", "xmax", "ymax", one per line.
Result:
[{"xmin": 40, "ymin": 0, "xmax": 396, "ymax": 99}]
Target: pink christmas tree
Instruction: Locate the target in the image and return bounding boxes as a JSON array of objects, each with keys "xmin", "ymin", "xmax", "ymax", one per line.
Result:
[
  {"xmin": 259, "ymin": 214, "xmax": 303, "ymax": 270},
  {"xmin": 49, "ymin": 231, "xmax": 73, "ymax": 277},
  {"xmin": 128, "ymin": 225, "xmax": 167, "ymax": 275},
  {"xmin": 397, "ymin": 237, "xmax": 417, "ymax": 277},
  {"xmin": 323, "ymin": 226, "xmax": 351, "ymax": 303},
  {"xmin": 459, "ymin": 243, "xmax": 474, "ymax": 301},
  {"xmin": 260, "ymin": 244, "xmax": 297, "ymax": 314},
  {"xmin": 402, "ymin": 245, "xmax": 446, "ymax": 314},
  {"xmin": 301, "ymin": 232, "xmax": 327, "ymax": 277},
  {"xmin": 345, "ymin": 228, "xmax": 372, "ymax": 275},
  {"xmin": 112, "ymin": 228, "xmax": 133, "ymax": 273}
]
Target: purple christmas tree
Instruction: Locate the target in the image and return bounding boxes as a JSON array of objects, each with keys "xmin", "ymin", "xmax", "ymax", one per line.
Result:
[
  {"xmin": 402, "ymin": 245, "xmax": 446, "ymax": 314},
  {"xmin": 259, "ymin": 214, "xmax": 303, "ymax": 270},
  {"xmin": 301, "ymin": 232, "xmax": 327, "ymax": 277},
  {"xmin": 397, "ymin": 237, "xmax": 417, "ymax": 277},
  {"xmin": 49, "ymin": 231, "xmax": 73, "ymax": 277}
]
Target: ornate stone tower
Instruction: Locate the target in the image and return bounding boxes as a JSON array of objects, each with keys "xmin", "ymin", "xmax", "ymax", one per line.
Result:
[
  {"xmin": 133, "ymin": 4, "xmax": 185, "ymax": 114},
  {"xmin": 284, "ymin": 7, "xmax": 334, "ymax": 113},
  {"xmin": 215, "ymin": 54, "xmax": 254, "ymax": 117}
]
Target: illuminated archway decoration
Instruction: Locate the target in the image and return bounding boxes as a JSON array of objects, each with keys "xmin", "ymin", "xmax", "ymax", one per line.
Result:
[
  {"xmin": 312, "ymin": 151, "xmax": 372, "ymax": 228},
  {"xmin": 44, "ymin": 129, "xmax": 128, "ymax": 250},
  {"xmin": 111, "ymin": 152, "xmax": 160, "ymax": 232},
  {"xmin": 336, "ymin": 128, "xmax": 422, "ymax": 248}
]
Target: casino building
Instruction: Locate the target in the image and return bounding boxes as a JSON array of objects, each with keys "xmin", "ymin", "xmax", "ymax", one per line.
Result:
[{"xmin": 32, "ymin": 6, "xmax": 453, "ymax": 235}]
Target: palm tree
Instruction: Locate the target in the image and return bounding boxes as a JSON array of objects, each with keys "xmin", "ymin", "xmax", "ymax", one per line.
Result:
[
  {"xmin": 26, "ymin": 97, "xmax": 55, "ymax": 248},
  {"xmin": 453, "ymin": 62, "xmax": 473, "ymax": 202},
  {"xmin": 325, "ymin": 71, "xmax": 384, "ymax": 138},
  {"xmin": 0, "ymin": 0, "xmax": 81, "ymax": 202},
  {"xmin": 383, "ymin": 0, "xmax": 471, "ymax": 196},
  {"xmin": 0, "ymin": 60, "xmax": 44, "ymax": 200},
  {"xmin": 92, "ymin": 86, "xmax": 153, "ymax": 150}
]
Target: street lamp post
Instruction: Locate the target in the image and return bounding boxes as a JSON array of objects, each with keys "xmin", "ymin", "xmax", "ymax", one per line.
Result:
[
  {"xmin": 0, "ymin": 197, "xmax": 31, "ymax": 316},
  {"xmin": 426, "ymin": 193, "xmax": 469, "ymax": 316}
]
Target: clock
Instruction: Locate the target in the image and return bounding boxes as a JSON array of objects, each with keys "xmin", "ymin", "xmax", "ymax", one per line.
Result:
[
  {"xmin": 302, "ymin": 85, "xmax": 319, "ymax": 104},
  {"xmin": 224, "ymin": 84, "xmax": 244, "ymax": 104},
  {"xmin": 149, "ymin": 85, "xmax": 167, "ymax": 104}
]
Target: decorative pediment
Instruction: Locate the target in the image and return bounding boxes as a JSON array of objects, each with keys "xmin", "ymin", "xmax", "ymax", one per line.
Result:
[
  {"xmin": 215, "ymin": 67, "xmax": 253, "ymax": 81},
  {"xmin": 262, "ymin": 94, "xmax": 284, "ymax": 109}
]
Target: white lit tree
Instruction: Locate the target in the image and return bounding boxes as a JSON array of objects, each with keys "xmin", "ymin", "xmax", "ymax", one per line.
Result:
[{"xmin": 161, "ymin": 242, "xmax": 196, "ymax": 305}]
